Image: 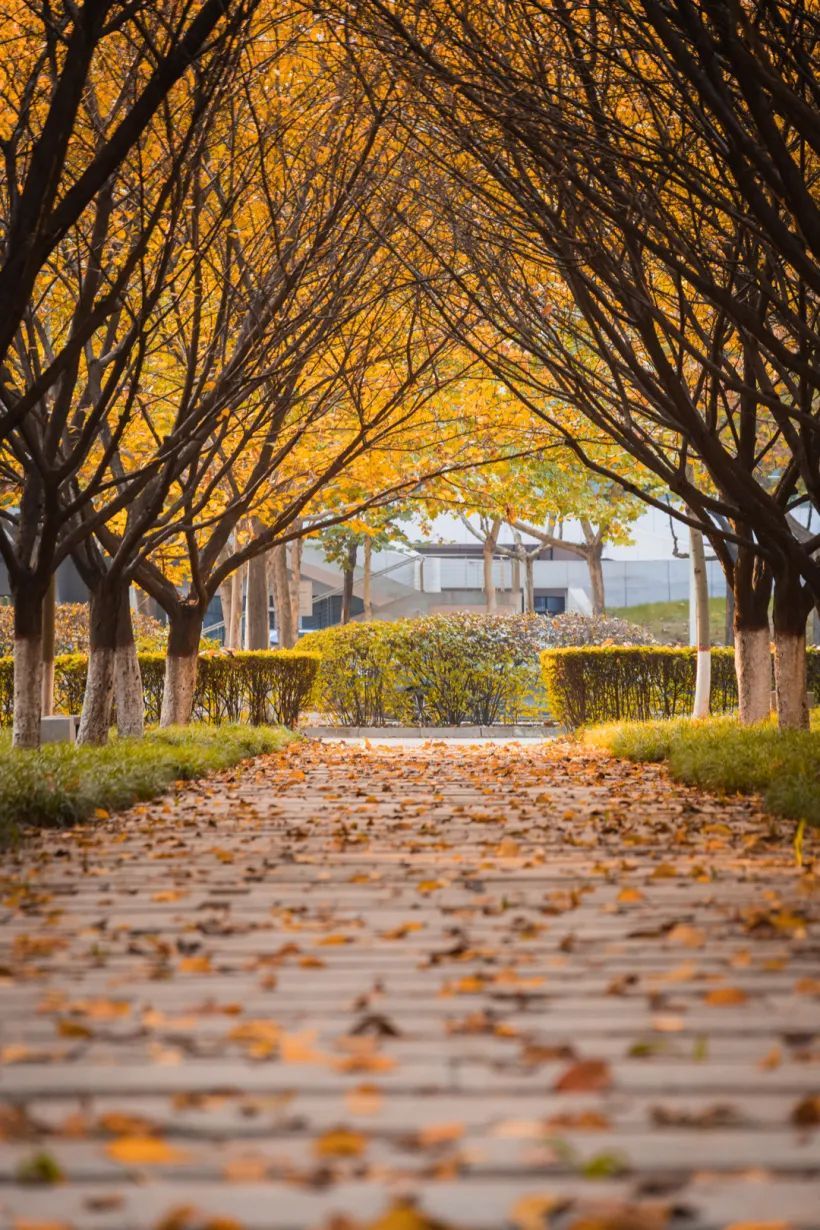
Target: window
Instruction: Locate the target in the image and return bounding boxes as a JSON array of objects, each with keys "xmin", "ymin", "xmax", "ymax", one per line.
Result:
[{"xmin": 534, "ymin": 593, "xmax": 566, "ymax": 615}]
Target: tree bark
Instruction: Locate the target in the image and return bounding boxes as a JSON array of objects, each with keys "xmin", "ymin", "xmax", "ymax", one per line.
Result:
[
  {"xmin": 341, "ymin": 541, "xmax": 358, "ymax": 624},
  {"xmin": 689, "ymin": 526, "xmax": 711, "ymax": 718},
  {"xmin": 483, "ymin": 519, "xmax": 501, "ymax": 612},
  {"xmin": 586, "ymin": 544, "xmax": 606, "ymax": 616},
  {"xmin": 524, "ymin": 554, "xmax": 535, "ymax": 614},
  {"xmin": 114, "ymin": 590, "xmax": 144, "ymax": 738},
  {"xmin": 270, "ymin": 543, "xmax": 296, "ymax": 648},
  {"xmin": 13, "ymin": 584, "xmax": 44, "ymax": 748},
  {"xmin": 77, "ymin": 577, "xmax": 127, "ymax": 745},
  {"xmin": 289, "ymin": 535, "xmax": 304, "ymax": 636},
  {"xmin": 160, "ymin": 604, "xmax": 203, "ymax": 727},
  {"xmin": 245, "ymin": 552, "xmax": 269, "ymax": 649},
  {"xmin": 772, "ymin": 569, "xmax": 811, "ymax": 730},
  {"xmin": 41, "ymin": 573, "xmax": 56, "ymax": 717},
  {"xmin": 228, "ymin": 566, "xmax": 243, "ymax": 649},
  {"xmin": 363, "ymin": 537, "xmax": 373, "ymax": 619},
  {"xmin": 218, "ymin": 577, "xmax": 233, "ymax": 649},
  {"xmin": 733, "ymin": 548, "xmax": 772, "ymax": 724}
]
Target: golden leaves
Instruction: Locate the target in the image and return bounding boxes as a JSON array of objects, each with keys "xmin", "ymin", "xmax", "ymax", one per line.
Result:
[
  {"xmin": 106, "ymin": 1137, "xmax": 189, "ymax": 1166},
  {"xmin": 703, "ymin": 987, "xmax": 748, "ymax": 1007},
  {"xmin": 314, "ymin": 1127, "xmax": 368, "ymax": 1158}
]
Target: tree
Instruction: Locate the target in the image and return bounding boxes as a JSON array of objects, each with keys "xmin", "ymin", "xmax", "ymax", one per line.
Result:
[
  {"xmin": 332, "ymin": 0, "xmax": 820, "ymax": 726},
  {"xmin": 0, "ymin": 4, "xmax": 260, "ymax": 745}
]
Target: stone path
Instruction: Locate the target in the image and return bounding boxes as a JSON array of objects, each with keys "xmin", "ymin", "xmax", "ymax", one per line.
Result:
[{"xmin": 1, "ymin": 737, "xmax": 819, "ymax": 1230}]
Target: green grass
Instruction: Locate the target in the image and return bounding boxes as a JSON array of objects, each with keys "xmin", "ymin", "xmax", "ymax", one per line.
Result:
[
  {"xmin": 610, "ymin": 597, "xmax": 729, "ymax": 645},
  {"xmin": 584, "ymin": 715, "xmax": 820, "ymax": 838},
  {"xmin": 0, "ymin": 724, "xmax": 294, "ymax": 848}
]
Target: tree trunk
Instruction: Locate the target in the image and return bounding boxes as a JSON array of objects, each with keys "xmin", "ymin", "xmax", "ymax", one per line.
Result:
[
  {"xmin": 41, "ymin": 573, "xmax": 56, "ymax": 717},
  {"xmin": 160, "ymin": 604, "xmax": 203, "ymax": 727},
  {"xmin": 341, "ymin": 542, "xmax": 358, "ymax": 624},
  {"xmin": 362, "ymin": 537, "xmax": 373, "ymax": 620},
  {"xmin": 689, "ymin": 526, "xmax": 711, "ymax": 718},
  {"xmin": 772, "ymin": 569, "xmax": 811, "ymax": 730},
  {"xmin": 733, "ymin": 548, "xmax": 772, "ymax": 725},
  {"xmin": 524, "ymin": 555, "xmax": 535, "ymax": 614},
  {"xmin": 218, "ymin": 577, "xmax": 233, "ymax": 649},
  {"xmin": 289, "ymin": 535, "xmax": 303, "ymax": 636},
  {"xmin": 724, "ymin": 583, "xmax": 735, "ymax": 647},
  {"xmin": 245, "ymin": 552, "xmax": 269, "ymax": 649},
  {"xmin": 77, "ymin": 576, "xmax": 127, "ymax": 745},
  {"xmin": 228, "ymin": 566, "xmax": 243, "ymax": 649},
  {"xmin": 483, "ymin": 519, "xmax": 501, "ymax": 612},
  {"xmin": 586, "ymin": 545, "xmax": 605, "ymax": 616},
  {"xmin": 13, "ymin": 584, "xmax": 44, "ymax": 749},
  {"xmin": 114, "ymin": 590, "xmax": 144, "ymax": 738},
  {"xmin": 270, "ymin": 544, "xmax": 296, "ymax": 648}
]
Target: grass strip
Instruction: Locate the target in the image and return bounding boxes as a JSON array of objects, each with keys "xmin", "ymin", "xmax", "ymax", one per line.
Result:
[
  {"xmin": 0, "ymin": 724, "xmax": 294, "ymax": 847},
  {"xmin": 584, "ymin": 715, "xmax": 820, "ymax": 840}
]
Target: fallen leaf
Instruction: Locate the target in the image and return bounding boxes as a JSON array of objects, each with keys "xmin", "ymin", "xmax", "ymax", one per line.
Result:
[
  {"xmin": 509, "ymin": 1193, "xmax": 561, "ymax": 1229},
  {"xmin": 704, "ymin": 987, "xmax": 747, "ymax": 1006},
  {"xmin": 314, "ymin": 1127, "xmax": 367, "ymax": 1157},
  {"xmin": 666, "ymin": 924, "xmax": 705, "ymax": 948},
  {"xmin": 417, "ymin": 1121, "xmax": 464, "ymax": 1147},
  {"xmin": 106, "ymin": 1135, "xmax": 189, "ymax": 1165},
  {"xmin": 553, "ymin": 1059, "xmax": 612, "ymax": 1093},
  {"xmin": 791, "ymin": 1094, "xmax": 820, "ymax": 1126}
]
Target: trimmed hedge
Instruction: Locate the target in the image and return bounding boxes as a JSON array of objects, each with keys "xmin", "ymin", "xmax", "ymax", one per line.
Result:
[
  {"xmin": 0, "ymin": 650, "xmax": 319, "ymax": 729},
  {"xmin": 542, "ymin": 645, "xmax": 820, "ymax": 728}
]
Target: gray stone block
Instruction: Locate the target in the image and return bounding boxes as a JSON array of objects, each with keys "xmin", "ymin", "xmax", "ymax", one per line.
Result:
[{"xmin": 40, "ymin": 714, "xmax": 80, "ymax": 743}]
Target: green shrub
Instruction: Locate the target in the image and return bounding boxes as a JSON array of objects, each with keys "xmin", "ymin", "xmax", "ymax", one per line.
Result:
[
  {"xmin": 0, "ymin": 724, "xmax": 294, "ymax": 847},
  {"xmin": 0, "ymin": 602, "xmax": 167, "ymax": 655},
  {"xmin": 0, "ymin": 650, "xmax": 319, "ymax": 730},
  {"xmin": 307, "ymin": 611, "xmax": 661, "ymax": 727},
  {"xmin": 392, "ymin": 612, "xmax": 535, "ymax": 725},
  {"xmin": 542, "ymin": 646, "xmax": 746, "ymax": 728},
  {"xmin": 307, "ymin": 622, "xmax": 408, "ymax": 725}
]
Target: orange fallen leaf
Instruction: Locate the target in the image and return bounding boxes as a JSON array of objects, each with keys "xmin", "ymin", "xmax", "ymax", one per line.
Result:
[
  {"xmin": 105, "ymin": 1136, "xmax": 189, "ymax": 1165},
  {"xmin": 722, "ymin": 1223, "xmax": 790, "ymax": 1230},
  {"xmin": 314, "ymin": 1127, "xmax": 367, "ymax": 1157},
  {"xmin": 178, "ymin": 956, "xmax": 212, "ymax": 974},
  {"xmin": 509, "ymin": 1194, "xmax": 560, "ymax": 1230},
  {"xmin": 12, "ymin": 1221, "xmax": 72, "ymax": 1230},
  {"xmin": 223, "ymin": 1154, "xmax": 269, "ymax": 1181},
  {"xmin": 345, "ymin": 1083, "xmax": 384, "ymax": 1115},
  {"xmin": 616, "ymin": 887, "xmax": 644, "ymax": 904},
  {"xmin": 367, "ymin": 1203, "xmax": 447, "ymax": 1230},
  {"xmin": 666, "ymin": 924, "xmax": 705, "ymax": 949},
  {"xmin": 417, "ymin": 1121, "xmax": 464, "ymax": 1146},
  {"xmin": 704, "ymin": 987, "xmax": 747, "ymax": 1006},
  {"xmin": 279, "ymin": 1029, "xmax": 327, "ymax": 1063}
]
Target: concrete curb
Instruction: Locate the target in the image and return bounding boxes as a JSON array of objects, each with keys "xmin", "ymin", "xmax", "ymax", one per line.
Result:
[{"xmin": 301, "ymin": 725, "xmax": 562, "ymax": 739}]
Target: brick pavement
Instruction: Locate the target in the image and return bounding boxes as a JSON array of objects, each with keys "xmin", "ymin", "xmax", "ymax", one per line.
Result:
[{"xmin": 1, "ymin": 737, "xmax": 818, "ymax": 1230}]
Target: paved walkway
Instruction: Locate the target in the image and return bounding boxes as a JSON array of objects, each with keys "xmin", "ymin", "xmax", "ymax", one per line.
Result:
[{"xmin": 1, "ymin": 738, "xmax": 818, "ymax": 1230}]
